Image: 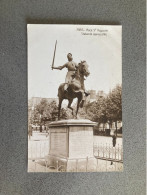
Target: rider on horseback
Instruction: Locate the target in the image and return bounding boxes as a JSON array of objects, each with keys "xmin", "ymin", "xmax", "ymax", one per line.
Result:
[{"xmin": 52, "ymin": 53, "xmax": 89, "ymax": 96}]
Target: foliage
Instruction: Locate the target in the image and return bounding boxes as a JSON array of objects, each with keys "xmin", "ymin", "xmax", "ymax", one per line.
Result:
[
  {"xmin": 106, "ymin": 85, "xmax": 122, "ymax": 122},
  {"xmin": 36, "ymin": 99, "xmax": 57, "ymax": 119},
  {"xmin": 30, "ymin": 99, "xmax": 70, "ymax": 123},
  {"xmin": 84, "ymin": 85, "xmax": 122, "ymax": 128}
]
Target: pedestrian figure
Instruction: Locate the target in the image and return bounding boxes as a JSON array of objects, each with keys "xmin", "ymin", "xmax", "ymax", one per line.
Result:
[
  {"xmin": 112, "ymin": 135, "xmax": 116, "ymax": 147},
  {"xmin": 111, "ymin": 135, "xmax": 117, "ymax": 165},
  {"xmin": 40, "ymin": 124, "xmax": 42, "ymax": 132}
]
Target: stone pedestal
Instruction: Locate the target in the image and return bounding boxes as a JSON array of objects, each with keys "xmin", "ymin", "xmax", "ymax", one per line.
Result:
[{"xmin": 46, "ymin": 119, "xmax": 97, "ymax": 172}]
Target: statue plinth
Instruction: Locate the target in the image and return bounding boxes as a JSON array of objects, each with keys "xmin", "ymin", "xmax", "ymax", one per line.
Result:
[{"xmin": 46, "ymin": 119, "xmax": 97, "ymax": 172}]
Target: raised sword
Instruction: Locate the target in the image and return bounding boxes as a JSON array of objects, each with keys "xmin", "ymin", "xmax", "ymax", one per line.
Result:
[{"xmin": 51, "ymin": 40, "xmax": 57, "ymax": 70}]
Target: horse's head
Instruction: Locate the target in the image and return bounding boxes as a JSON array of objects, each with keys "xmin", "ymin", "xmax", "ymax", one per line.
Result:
[{"xmin": 78, "ymin": 61, "xmax": 90, "ymax": 77}]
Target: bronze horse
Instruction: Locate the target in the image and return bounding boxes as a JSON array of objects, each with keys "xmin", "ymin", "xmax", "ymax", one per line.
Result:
[{"xmin": 58, "ymin": 61, "xmax": 90, "ymax": 119}]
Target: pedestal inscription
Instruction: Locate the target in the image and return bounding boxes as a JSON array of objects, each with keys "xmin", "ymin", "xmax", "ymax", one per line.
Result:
[{"xmin": 50, "ymin": 127, "xmax": 68, "ymax": 157}]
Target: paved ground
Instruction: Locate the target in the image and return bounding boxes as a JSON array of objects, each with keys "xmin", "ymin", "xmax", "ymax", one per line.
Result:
[{"xmin": 28, "ymin": 158, "xmax": 123, "ymax": 172}]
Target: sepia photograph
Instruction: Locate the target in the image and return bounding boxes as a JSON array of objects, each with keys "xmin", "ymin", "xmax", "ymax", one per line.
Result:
[{"xmin": 28, "ymin": 24, "xmax": 122, "ymax": 172}]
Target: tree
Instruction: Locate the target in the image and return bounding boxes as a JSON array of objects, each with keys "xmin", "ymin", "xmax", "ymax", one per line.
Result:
[
  {"xmin": 34, "ymin": 99, "xmax": 70, "ymax": 122},
  {"xmin": 86, "ymin": 97, "xmax": 108, "ymax": 130},
  {"xmin": 83, "ymin": 84, "xmax": 122, "ymax": 132},
  {"xmin": 35, "ymin": 99, "xmax": 58, "ymax": 121},
  {"xmin": 106, "ymin": 85, "xmax": 122, "ymax": 132},
  {"xmin": 36, "ymin": 99, "xmax": 48, "ymax": 116}
]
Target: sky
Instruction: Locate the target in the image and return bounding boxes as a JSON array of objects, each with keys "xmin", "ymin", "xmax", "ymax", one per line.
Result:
[{"xmin": 28, "ymin": 24, "xmax": 122, "ymax": 98}]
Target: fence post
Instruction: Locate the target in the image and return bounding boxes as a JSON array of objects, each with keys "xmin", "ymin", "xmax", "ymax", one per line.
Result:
[
  {"xmin": 112, "ymin": 145, "xmax": 113, "ymax": 159},
  {"xmin": 103, "ymin": 144, "xmax": 104, "ymax": 158},
  {"xmin": 66, "ymin": 159, "xmax": 68, "ymax": 172},
  {"xmin": 98, "ymin": 143, "xmax": 99, "ymax": 157},
  {"xmin": 115, "ymin": 146, "xmax": 116, "ymax": 171},
  {"xmin": 40, "ymin": 143, "xmax": 41, "ymax": 158},
  {"xmin": 31, "ymin": 144, "xmax": 32, "ymax": 159},
  {"xmin": 106, "ymin": 159, "xmax": 107, "ymax": 171},
  {"xmin": 76, "ymin": 159, "xmax": 78, "ymax": 172},
  {"xmin": 45, "ymin": 158, "xmax": 48, "ymax": 172},
  {"xmin": 118, "ymin": 144, "xmax": 120, "ymax": 160},
  {"xmin": 96, "ymin": 159, "xmax": 98, "ymax": 172},
  {"xmin": 34, "ymin": 160, "xmax": 36, "ymax": 172},
  {"xmin": 109, "ymin": 144, "xmax": 110, "ymax": 159},
  {"xmin": 36, "ymin": 142, "xmax": 37, "ymax": 158},
  {"xmin": 106, "ymin": 143, "xmax": 108, "ymax": 158},
  {"xmin": 106, "ymin": 143, "xmax": 107, "ymax": 171},
  {"xmin": 121, "ymin": 145, "xmax": 123, "ymax": 161},
  {"xmin": 56, "ymin": 160, "xmax": 58, "ymax": 172},
  {"xmin": 44, "ymin": 142, "xmax": 45, "ymax": 157},
  {"xmin": 86, "ymin": 157, "xmax": 88, "ymax": 172}
]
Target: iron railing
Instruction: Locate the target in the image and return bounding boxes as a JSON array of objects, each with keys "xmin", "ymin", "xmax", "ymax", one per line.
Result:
[
  {"xmin": 28, "ymin": 142, "xmax": 123, "ymax": 172},
  {"xmin": 93, "ymin": 143, "xmax": 123, "ymax": 163}
]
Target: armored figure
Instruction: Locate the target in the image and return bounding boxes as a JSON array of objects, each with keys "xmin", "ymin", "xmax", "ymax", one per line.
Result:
[{"xmin": 53, "ymin": 53, "xmax": 89, "ymax": 96}]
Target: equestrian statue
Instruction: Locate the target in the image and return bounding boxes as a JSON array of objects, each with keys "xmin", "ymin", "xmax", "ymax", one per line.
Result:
[{"xmin": 51, "ymin": 41, "xmax": 90, "ymax": 120}]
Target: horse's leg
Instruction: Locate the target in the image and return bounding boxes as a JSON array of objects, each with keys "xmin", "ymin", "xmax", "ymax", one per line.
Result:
[
  {"xmin": 58, "ymin": 98, "xmax": 63, "ymax": 120},
  {"xmin": 76, "ymin": 94, "xmax": 82, "ymax": 117},
  {"xmin": 67, "ymin": 99, "xmax": 74, "ymax": 116},
  {"xmin": 80, "ymin": 91, "xmax": 85, "ymax": 108}
]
